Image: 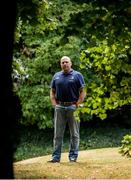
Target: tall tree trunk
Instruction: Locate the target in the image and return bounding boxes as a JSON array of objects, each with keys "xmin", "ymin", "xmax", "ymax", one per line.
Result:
[{"xmin": 0, "ymin": 1, "xmax": 19, "ymax": 178}]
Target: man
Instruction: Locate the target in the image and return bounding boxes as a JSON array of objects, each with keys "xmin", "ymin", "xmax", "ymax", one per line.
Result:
[{"xmin": 48, "ymin": 56, "xmax": 86, "ymax": 163}]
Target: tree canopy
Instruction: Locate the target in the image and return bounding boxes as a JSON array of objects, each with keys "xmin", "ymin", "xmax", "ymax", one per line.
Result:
[{"xmin": 13, "ymin": 0, "xmax": 131, "ymax": 129}]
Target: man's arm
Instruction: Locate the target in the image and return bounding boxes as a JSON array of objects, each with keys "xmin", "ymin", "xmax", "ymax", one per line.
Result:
[
  {"xmin": 76, "ymin": 88, "xmax": 86, "ymax": 107},
  {"xmin": 50, "ymin": 88, "xmax": 57, "ymax": 106}
]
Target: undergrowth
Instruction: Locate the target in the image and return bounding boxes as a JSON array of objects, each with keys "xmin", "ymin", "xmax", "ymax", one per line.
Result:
[{"xmin": 14, "ymin": 122, "xmax": 131, "ymax": 162}]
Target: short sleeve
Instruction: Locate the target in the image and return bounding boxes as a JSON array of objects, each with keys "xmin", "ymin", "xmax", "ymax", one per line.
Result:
[
  {"xmin": 77, "ymin": 72, "xmax": 86, "ymax": 89},
  {"xmin": 50, "ymin": 74, "xmax": 56, "ymax": 90}
]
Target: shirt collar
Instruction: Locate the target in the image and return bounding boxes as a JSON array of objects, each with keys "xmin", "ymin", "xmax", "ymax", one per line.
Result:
[{"xmin": 62, "ymin": 69, "xmax": 73, "ymax": 75}]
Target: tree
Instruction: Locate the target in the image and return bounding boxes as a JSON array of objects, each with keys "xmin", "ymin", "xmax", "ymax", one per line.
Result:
[
  {"xmin": 79, "ymin": 0, "xmax": 131, "ymax": 122},
  {"xmin": 13, "ymin": 0, "xmax": 131, "ymax": 129},
  {"xmin": 0, "ymin": 0, "xmax": 19, "ymax": 178}
]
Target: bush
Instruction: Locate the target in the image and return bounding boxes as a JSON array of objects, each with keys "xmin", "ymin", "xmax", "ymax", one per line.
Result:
[{"xmin": 119, "ymin": 134, "xmax": 131, "ymax": 158}]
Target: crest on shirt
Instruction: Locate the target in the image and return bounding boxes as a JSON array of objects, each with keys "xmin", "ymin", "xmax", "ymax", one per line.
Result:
[
  {"xmin": 71, "ymin": 76, "xmax": 74, "ymax": 79},
  {"xmin": 69, "ymin": 76, "xmax": 75, "ymax": 81},
  {"xmin": 55, "ymin": 76, "xmax": 60, "ymax": 80}
]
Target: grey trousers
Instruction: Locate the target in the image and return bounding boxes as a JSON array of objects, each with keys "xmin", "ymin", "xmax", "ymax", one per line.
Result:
[{"xmin": 52, "ymin": 105, "xmax": 80, "ymax": 161}]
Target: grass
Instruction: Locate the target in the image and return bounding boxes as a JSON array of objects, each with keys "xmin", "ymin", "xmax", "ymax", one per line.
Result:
[{"xmin": 14, "ymin": 147, "xmax": 131, "ymax": 179}]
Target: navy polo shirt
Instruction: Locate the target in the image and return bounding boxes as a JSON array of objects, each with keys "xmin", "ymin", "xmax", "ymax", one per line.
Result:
[{"xmin": 50, "ymin": 69, "xmax": 85, "ymax": 102}]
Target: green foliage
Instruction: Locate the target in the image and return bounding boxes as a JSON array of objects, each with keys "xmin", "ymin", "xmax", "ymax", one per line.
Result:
[
  {"xmin": 17, "ymin": 84, "xmax": 53, "ymax": 129},
  {"xmin": 14, "ymin": 0, "xmax": 91, "ymax": 129},
  {"xmin": 13, "ymin": 0, "xmax": 131, "ymax": 129},
  {"xmin": 80, "ymin": 38, "xmax": 131, "ymax": 120},
  {"xmin": 14, "ymin": 125, "xmax": 131, "ymax": 161},
  {"xmin": 119, "ymin": 134, "xmax": 131, "ymax": 158},
  {"xmin": 79, "ymin": 0, "xmax": 131, "ymax": 120},
  {"xmin": 14, "ymin": 127, "xmax": 54, "ymax": 161}
]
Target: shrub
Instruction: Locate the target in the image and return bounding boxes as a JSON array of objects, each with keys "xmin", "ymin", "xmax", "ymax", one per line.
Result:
[{"xmin": 119, "ymin": 134, "xmax": 131, "ymax": 158}]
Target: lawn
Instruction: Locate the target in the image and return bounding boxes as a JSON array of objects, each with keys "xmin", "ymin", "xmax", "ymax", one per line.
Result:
[{"xmin": 14, "ymin": 147, "xmax": 131, "ymax": 179}]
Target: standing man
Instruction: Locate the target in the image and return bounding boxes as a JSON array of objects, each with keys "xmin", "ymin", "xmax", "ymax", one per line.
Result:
[{"xmin": 48, "ymin": 56, "xmax": 86, "ymax": 163}]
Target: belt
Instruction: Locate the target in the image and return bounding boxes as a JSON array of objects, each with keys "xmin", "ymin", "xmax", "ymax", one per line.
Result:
[{"xmin": 56, "ymin": 101, "xmax": 76, "ymax": 106}]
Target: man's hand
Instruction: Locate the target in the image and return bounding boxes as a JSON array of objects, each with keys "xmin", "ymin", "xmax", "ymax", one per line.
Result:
[{"xmin": 76, "ymin": 101, "xmax": 80, "ymax": 107}]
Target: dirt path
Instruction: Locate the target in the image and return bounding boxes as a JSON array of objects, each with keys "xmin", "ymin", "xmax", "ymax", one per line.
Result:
[{"xmin": 14, "ymin": 147, "xmax": 131, "ymax": 179}]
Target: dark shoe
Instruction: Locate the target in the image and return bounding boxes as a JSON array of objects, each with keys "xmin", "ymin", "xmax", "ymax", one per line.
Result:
[
  {"xmin": 47, "ymin": 159, "xmax": 60, "ymax": 163},
  {"xmin": 69, "ymin": 157, "xmax": 77, "ymax": 162}
]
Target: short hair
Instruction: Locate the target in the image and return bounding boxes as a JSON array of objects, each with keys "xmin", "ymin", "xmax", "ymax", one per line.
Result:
[{"xmin": 60, "ymin": 56, "xmax": 71, "ymax": 62}]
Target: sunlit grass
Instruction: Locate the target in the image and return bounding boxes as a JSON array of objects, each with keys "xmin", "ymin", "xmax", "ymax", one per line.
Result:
[{"xmin": 14, "ymin": 147, "xmax": 131, "ymax": 179}]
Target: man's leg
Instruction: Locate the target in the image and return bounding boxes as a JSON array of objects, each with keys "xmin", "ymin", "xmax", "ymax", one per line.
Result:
[
  {"xmin": 68, "ymin": 108, "xmax": 80, "ymax": 162},
  {"xmin": 51, "ymin": 106, "xmax": 66, "ymax": 162}
]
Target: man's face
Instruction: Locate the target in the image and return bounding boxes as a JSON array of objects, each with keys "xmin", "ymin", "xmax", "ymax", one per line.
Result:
[{"xmin": 60, "ymin": 57, "xmax": 72, "ymax": 73}]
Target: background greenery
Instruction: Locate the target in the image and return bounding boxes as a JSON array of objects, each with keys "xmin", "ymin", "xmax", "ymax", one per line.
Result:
[
  {"xmin": 12, "ymin": 0, "xmax": 131, "ymax": 161},
  {"xmin": 13, "ymin": 0, "xmax": 131, "ymax": 129},
  {"xmin": 14, "ymin": 121, "xmax": 131, "ymax": 162}
]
